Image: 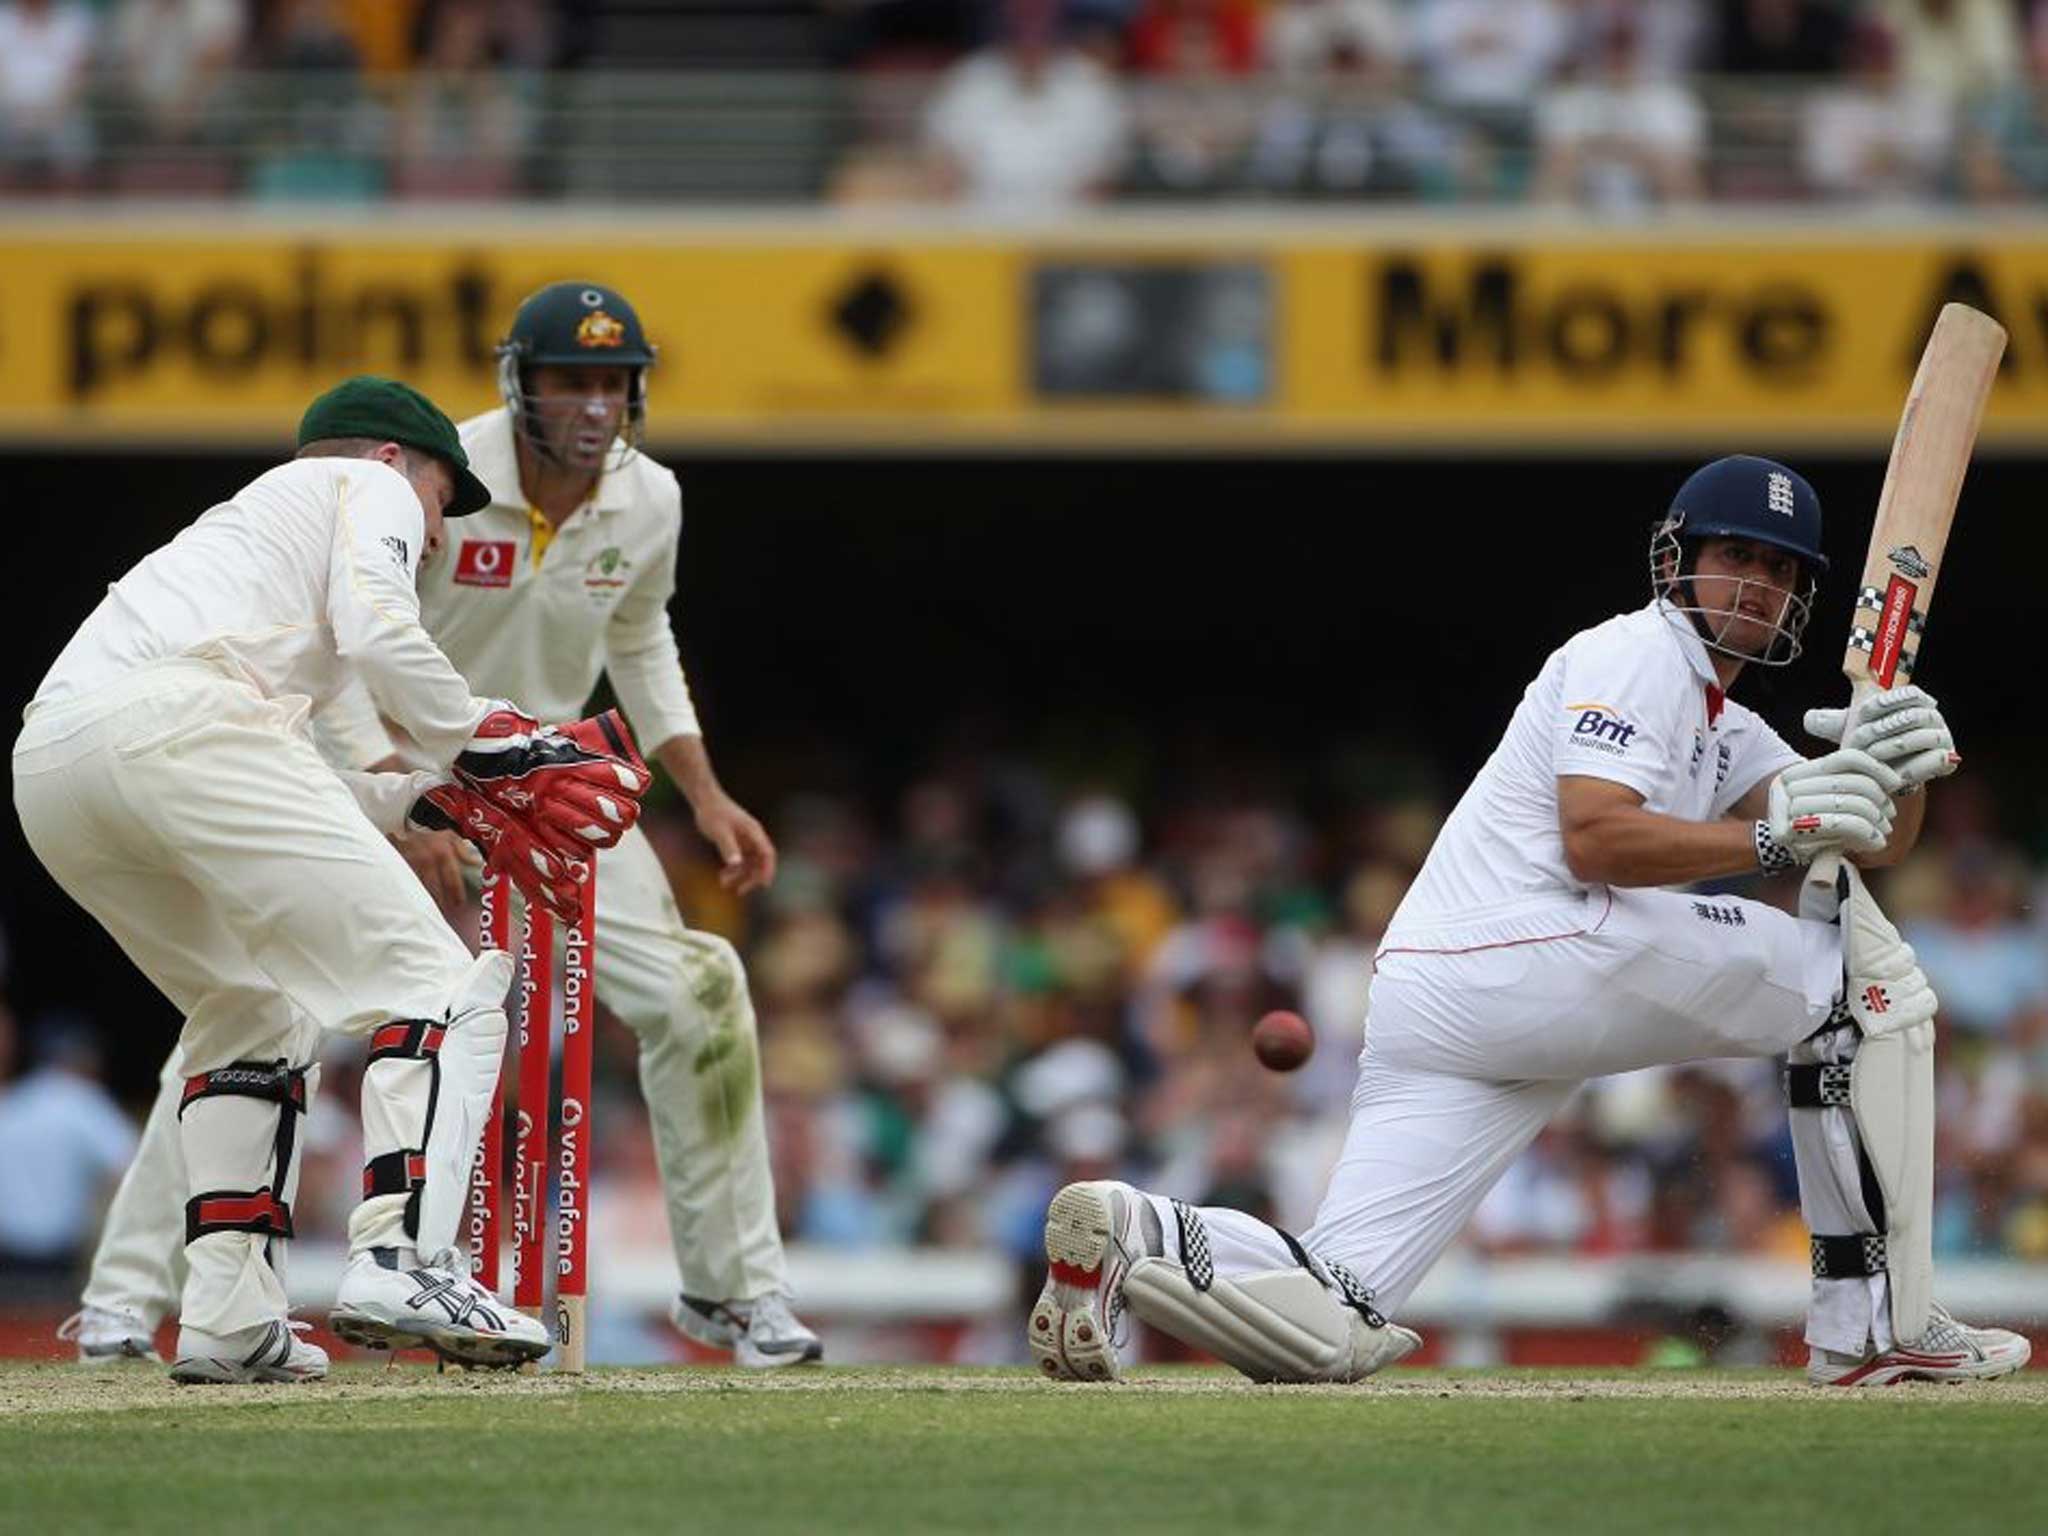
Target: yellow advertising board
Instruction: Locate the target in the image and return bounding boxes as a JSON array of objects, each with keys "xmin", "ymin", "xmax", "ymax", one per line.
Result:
[{"xmin": 1, "ymin": 217, "xmax": 2044, "ymax": 449}]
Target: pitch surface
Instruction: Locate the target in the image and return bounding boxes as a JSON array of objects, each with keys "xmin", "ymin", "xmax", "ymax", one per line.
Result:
[{"xmin": 1, "ymin": 1364, "xmax": 2042, "ymax": 1532}]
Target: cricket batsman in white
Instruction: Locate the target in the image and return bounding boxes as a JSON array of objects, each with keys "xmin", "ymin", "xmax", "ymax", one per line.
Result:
[
  {"xmin": 1029, "ymin": 456, "xmax": 2032, "ymax": 1388},
  {"xmin": 62, "ymin": 284, "xmax": 819, "ymax": 1370},
  {"xmin": 18, "ymin": 377, "xmax": 650, "ymax": 1383}
]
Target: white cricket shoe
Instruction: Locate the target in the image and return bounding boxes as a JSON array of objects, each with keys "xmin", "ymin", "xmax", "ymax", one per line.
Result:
[
  {"xmin": 671, "ymin": 1292, "xmax": 824, "ymax": 1368},
  {"xmin": 1029, "ymin": 1180, "xmax": 1157, "ymax": 1382},
  {"xmin": 1810, "ymin": 1305, "xmax": 2032, "ymax": 1387},
  {"xmin": 170, "ymin": 1319, "xmax": 328, "ymax": 1385},
  {"xmin": 330, "ymin": 1247, "xmax": 550, "ymax": 1369},
  {"xmin": 58, "ymin": 1306, "xmax": 160, "ymax": 1365}
]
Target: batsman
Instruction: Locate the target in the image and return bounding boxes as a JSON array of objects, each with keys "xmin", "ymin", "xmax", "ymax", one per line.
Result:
[
  {"xmin": 66, "ymin": 285, "xmax": 820, "ymax": 1369},
  {"xmin": 18, "ymin": 377, "xmax": 650, "ymax": 1383},
  {"xmin": 1032, "ymin": 455, "xmax": 2031, "ymax": 1389}
]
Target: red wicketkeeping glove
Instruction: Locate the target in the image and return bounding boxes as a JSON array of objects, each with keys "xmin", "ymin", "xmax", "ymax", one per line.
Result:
[
  {"xmin": 408, "ymin": 782, "xmax": 588, "ymax": 922},
  {"xmin": 453, "ymin": 707, "xmax": 650, "ymax": 850}
]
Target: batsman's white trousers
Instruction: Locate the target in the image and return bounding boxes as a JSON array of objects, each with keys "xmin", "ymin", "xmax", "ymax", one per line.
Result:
[
  {"xmin": 77, "ymin": 806, "xmax": 787, "ymax": 1328},
  {"xmin": 13, "ymin": 660, "xmax": 478, "ymax": 1332},
  {"xmin": 1146, "ymin": 886, "xmax": 1885, "ymax": 1353}
]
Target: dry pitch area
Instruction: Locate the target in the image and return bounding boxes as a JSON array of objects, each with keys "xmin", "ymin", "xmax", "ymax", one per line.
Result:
[{"xmin": 1, "ymin": 1363, "xmax": 2043, "ymax": 1533}]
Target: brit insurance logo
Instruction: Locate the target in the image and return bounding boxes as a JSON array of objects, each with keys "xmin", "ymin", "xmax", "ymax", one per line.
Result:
[{"xmin": 1566, "ymin": 702, "xmax": 1638, "ymax": 756}]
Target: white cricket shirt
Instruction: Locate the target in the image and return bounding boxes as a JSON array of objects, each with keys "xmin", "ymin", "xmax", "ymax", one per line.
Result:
[
  {"xmin": 316, "ymin": 410, "xmax": 700, "ymax": 768},
  {"xmin": 1383, "ymin": 601, "xmax": 1801, "ymax": 947},
  {"xmin": 28, "ymin": 458, "xmax": 493, "ymax": 768}
]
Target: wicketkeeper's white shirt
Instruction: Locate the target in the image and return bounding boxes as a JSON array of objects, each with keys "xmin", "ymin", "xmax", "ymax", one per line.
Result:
[
  {"xmin": 316, "ymin": 408, "xmax": 701, "ymax": 766},
  {"xmin": 26, "ymin": 457, "xmax": 493, "ymax": 768},
  {"xmin": 1384, "ymin": 601, "xmax": 1802, "ymax": 947}
]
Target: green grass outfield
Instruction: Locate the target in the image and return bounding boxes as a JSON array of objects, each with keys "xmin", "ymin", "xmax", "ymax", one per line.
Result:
[{"xmin": 2, "ymin": 1364, "xmax": 2044, "ymax": 1534}]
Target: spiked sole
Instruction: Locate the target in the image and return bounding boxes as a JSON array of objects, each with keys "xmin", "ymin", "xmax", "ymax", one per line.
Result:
[
  {"xmin": 1029, "ymin": 1183, "xmax": 1123, "ymax": 1382},
  {"xmin": 330, "ymin": 1307, "xmax": 548, "ymax": 1370}
]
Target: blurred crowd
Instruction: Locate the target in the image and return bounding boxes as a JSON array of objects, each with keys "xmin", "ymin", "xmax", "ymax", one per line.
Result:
[
  {"xmin": 5, "ymin": 749, "xmax": 2048, "ymax": 1326},
  {"xmin": 0, "ymin": 0, "xmax": 2044, "ymax": 209}
]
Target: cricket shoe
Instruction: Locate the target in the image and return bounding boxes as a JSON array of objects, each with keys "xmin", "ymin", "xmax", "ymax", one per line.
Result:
[
  {"xmin": 1029, "ymin": 1180, "xmax": 1160, "ymax": 1382},
  {"xmin": 170, "ymin": 1319, "xmax": 327, "ymax": 1385},
  {"xmin": 58, "ymin": 1305, "xmax": 160, "ymax": 1365},
  {"xmin": 1809, "ymin": 1305, "xmax": 2032, "ymax": 1386},
  {"xmin": 671, "ymin": 1292, "xmax": 824, "ymax": 1368},
  {"xmin": 330, "ymin": 1247, "xmax": 550, "ymax": 1369}
]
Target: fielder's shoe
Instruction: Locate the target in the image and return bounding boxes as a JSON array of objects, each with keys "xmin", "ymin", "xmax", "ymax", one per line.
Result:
[
  {"xmin": 1029, "ymin": 1180, "xmax": 1161, "ymax": 1382},
  {"xmin": 1809, "ymin": 1305, "xmax": 2032, "ymax": 1387},
  {"xmin": 170, "ymin": 1319, "xmax": 327, "ymax": 1385},
  {"xmin": 58, "ymin": 1305, "xmax": 160, "ymax": 1365},
  {"xmin": 330, "ymin": 1247, "xmax": 551, "ymax": 1369},
  {"xmin": 671, "ymin": 1292, "xmax": 824, "ymax": 1368}
]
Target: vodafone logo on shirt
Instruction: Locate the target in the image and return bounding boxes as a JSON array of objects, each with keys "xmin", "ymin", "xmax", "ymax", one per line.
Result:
[{"xmin": 453, "ymin": 540, "xmax": 515, "ymax": 588}]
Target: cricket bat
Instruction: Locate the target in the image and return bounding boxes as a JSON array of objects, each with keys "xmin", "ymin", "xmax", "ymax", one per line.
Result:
[
  {"xmin": 1809, "ymin": 302, "xmax": 2003, "ymax": 889},
  {"xmin": 1839, "ymin": 302, "xmax": 2005, "ymax": 709}
]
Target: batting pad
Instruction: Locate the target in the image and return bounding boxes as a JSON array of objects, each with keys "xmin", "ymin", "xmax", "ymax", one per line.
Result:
[{"xmin": 1123, "ymin": 1260, "xmax": 1420, "ymax": 1383}]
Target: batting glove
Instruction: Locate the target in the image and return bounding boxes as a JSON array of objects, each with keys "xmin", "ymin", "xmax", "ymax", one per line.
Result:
[
  {"xmin": 1804, "ymin": 685, "xmax": 1959, "ymax": 795},
  {"xmin": 1754, "ymin": 748, "xmax": 1903, "ymax": 872}
]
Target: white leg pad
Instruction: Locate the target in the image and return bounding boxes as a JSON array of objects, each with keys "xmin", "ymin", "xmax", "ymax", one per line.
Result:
[
  {"xmin": 1122, "ymin": 1259, "xmax": 1420, "ymax": 1384},
  {"xmin": 354, "ymin": 949, "xmax": 512, "ymax": 1266},
  {"xmin": 413, "ymin": 950, "xmax": 513, "ymax": 1268},
  {"xmin": 1851, "ymin": 1027, "xmax": 1936, "ymax": 1344},
  {"xmin": 1808, "ymin": 859, "xmax": 1938, "ymax": 1346}
]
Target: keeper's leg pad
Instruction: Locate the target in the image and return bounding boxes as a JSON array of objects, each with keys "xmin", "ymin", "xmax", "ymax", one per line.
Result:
[
  {"xmin": 177, "ymin": 1057, "xmax": 319, "ymax": 1334},
  {"xmin": 1122, "ymin": 1260, "xmax": 1421, "ymax": 1384},
  {"xmin": 356, "ymin": 948, "xmax": 512, "ymax": 1267}
]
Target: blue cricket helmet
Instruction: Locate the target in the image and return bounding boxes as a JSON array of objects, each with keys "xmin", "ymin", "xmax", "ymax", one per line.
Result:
[{"xmin": 1665, "ymin": 455, "xmax": 1828, "ymax": 574}]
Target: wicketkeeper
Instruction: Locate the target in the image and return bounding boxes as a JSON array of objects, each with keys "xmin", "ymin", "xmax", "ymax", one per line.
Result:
[{"xmin": 19, "ymin": 377, "xmax": 649, "ymax": 1383}]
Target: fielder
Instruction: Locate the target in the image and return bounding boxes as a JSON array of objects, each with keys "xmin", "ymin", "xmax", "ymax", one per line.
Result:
[
  {"xmin": 17, "ymin": 378, "xmax": 650, "ymax": 1383},
  {"xmin": 64, "ymin": 283, "xmax": 820, "ymax": 1370},
  {"xmin": 1031, "ymin": 456, "xmax": 2031, "ymax": 1388}
]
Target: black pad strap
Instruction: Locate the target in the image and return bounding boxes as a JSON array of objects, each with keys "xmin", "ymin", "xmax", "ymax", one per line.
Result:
[
  {"xmin": 1785, "ymin": 1063, "xmax": 1854, "ymax": 1109},
  {"xmin": 177, "ymin": 1061, "xmax": 309, "ymax": 1262},
  {"xmin": 365, "ymin": 1019, "xmax": 445, "ymax": 1065},
  {"xmin": 1811, "ymin": 1233, "xmax": 1887, "ymax": 1279},
  {"xmin": 179, "ymin": 1059, "xmax": 308, "ymax": 1119},
  {"xmin": 186, "ymin": 1188, "xmax": 294, "ymax": 1244}
]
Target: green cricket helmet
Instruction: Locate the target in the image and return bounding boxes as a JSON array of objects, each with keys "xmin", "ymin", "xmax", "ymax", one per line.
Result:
[{"xmin": 496, "ymin": 281, "xmax": 658, "ymax": 471}]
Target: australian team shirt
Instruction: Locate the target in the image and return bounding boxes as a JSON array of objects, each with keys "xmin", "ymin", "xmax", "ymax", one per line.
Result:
[
  {"xmin": 27, "ymin": 458, "xmax": 493, "ymax": 769},
  {"xmin": 316, "ymin": 409, "xmax": 701, "ymax": 769}
]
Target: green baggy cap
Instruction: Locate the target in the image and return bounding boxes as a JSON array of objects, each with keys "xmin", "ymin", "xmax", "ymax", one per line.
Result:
[{"xmin": 297, "ymin": 376, "xmax": 494, "ymax": 517}]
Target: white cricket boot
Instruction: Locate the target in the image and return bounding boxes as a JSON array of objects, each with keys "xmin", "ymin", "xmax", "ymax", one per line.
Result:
[
  {"xmin": 1809, "ymin": 1304, "xmax": 2032, "ymax": 1386},
  {"xmin": 169, "ymin": 1319, "xmax": 327, "ymax": 1385},
  {"xmin": 670, "ymin": 1293, "xmax": 824, "ymax": 1368},
  {"xmin": 1029, "ymin": 1180, "xmax": 1159, "ymax": 1382},
  {"xmin": 330, "ymin": 1247, "xmax": 550, "ymax": 1369},
  {"xmin": 58, "ymin": 1306, "xmax": 161, "ymax": 1365}
]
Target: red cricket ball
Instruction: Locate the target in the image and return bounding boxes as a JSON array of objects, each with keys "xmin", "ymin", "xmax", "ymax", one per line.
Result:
[{"xmin": 1252, "ymin": 1010, "xmax": 1315, "ymax": 1073}]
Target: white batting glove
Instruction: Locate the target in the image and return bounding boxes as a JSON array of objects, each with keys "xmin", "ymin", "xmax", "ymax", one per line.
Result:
[
  {"xmin": 1804, "ymin": 685, "xmax": 1960, "ymax": 794},
  {"xmin": 1754, "ymin": 748, "xmax": 1903, "ymax": 872}
]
